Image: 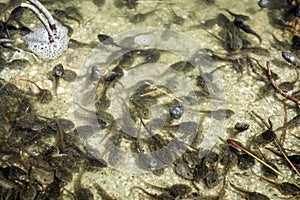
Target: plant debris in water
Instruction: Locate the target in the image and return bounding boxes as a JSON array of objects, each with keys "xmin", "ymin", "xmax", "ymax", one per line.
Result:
[{"xmin": 0, "ymin": 0, "xmax": 300, "ymax": 199}]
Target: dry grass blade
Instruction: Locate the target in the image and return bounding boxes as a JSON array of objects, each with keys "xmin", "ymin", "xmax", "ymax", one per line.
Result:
[
  {"xmin": 226, "ymin": 139, "xmax": 300, "ymax": 189},
  {"xmin": 274, "ymin": 138, "xmax": 300, "ymax": 178}
]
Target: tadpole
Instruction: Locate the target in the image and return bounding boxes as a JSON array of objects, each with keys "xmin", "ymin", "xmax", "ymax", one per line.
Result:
[
  {"xmin": 94, "ymin": 183, "xmax": 116, "ymax": 200},
  {"xmin": 237, "ymin": 153, "xmax": 255, "ymax": 170},
  {"xmin": 260, "ymin": 177, "xmax": 300, "ymax": 196},
  {"xmin": 139, "ymin": 182, "xmax": 192, "ymax": 198},
  {"xmin": 198, "ymin": 108, "xmax": 235, "ymax": 120},
  {"xmin": 234, "ymin": 122, "xmax": 250, "ymax": 132},
  {"xmin": 53, "ymin": 7, "xmax": 82, "ymax": 25},
  {"xmin": 129, "ymin": 10, "xmax": 157, "ymax": 24},
  {"xmin": 98, "ymin": 33, "xmax": 123, "ymax": 48},
  {"xmin": 51, "ymin": 64, "xmax": 64, "ymax": 95},
  {"xmin": 230, "ymin": 182, "xmax": 270, "ymax": 200},
  {"xmin": 169, "ymin": 5, "xmax": 185, "ymax": 25},
  {"xmin": 18, "ymin": 79, "xmax": 53, "ymax": 104},
  {"xmin": 73, "ymin": 170, "xmax": 94, "ymax": 200}
]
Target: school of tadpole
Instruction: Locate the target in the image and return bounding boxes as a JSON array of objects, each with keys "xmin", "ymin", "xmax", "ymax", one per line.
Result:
[{"xmin": 0, "ymin": 0, "xmax": 300, "ymax": 199}]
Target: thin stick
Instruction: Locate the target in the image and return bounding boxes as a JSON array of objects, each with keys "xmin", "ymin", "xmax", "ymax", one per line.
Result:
[
  {"xmin": 266, "ymin": 61, "xmax": 300, "ymax": 104},
  {"xmin": 250, "ymin": 110, "xmax": 271, "ymax": 129},
  {"xmin": 250, "ymin": 109, "xmax": 300, "ymax": 177},
  {"xmin": 20, "ymin": 3, "xmax": 54, "ymax": 42},
  {"xmin": 274, "ymin": 138, "xmax": 300, "ymax": 178},
  {"xmin": 139, "ymin": 117, "xmax": 153, "ymax": 136},
  {"xmin": 248, "ymin": 58, "xmax": 268, "ymax": 82},
  {"xmin": 144, "ymin": 81, "xmax": 182, "ymax": 103},
  {"xmin": 227, "ymin": 139, "xmax": 300, "ymax": 189},
  {"xmin": 0, "ymin": 38, "xmax": 13, "ymax": 43},
  {"xmin": 280, "ymin": 104, "xmax": 288, "ymax": 144},
  {"xmin": 17, "ymin": 78, "xmax": 44, "ymax": 92},
  {"xmin": 54, "ymin": 118, "xmax": 65, "ymax": 150},
  {"xmin": 28, "ymin": 0, "xmax": 57, "ymax": 32}
]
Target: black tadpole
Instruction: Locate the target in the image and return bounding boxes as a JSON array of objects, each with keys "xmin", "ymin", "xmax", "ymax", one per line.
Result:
[
  {"xmin": 97, "ymin": 33, "xmax": 127, "ymax": 49},
  {"xmin": 5, "ymin": 6, "xmax": 25, "ymax": 24},
  {"xmin": 52, "ymin": 64, "xmax": 64, "ymax": 78},
  {"xmin": 97, "ymin": 34, "xmax": 115, "ymax": 45},
  {"xmin": 225, "ymin": 9, "xmax": 250, "ymax": 22},
  {"xmin": 51, "ymin": 64, "xmax": 64, "ymax": 95},
  {"xmin": 233, "ymin": 19, "xmax": 262, "ymax": 44}
]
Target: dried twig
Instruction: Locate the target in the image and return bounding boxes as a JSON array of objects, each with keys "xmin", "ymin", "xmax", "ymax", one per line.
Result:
[
  {"xmin": 144, "ymin": 81, "xmax": 182, "ymax": 103},
  {"xmin": 266, "ymin": 61, "xmax": 300, "ymax": 104},
  {"xmin": 226, "ymin": 139, "xmax": 300, "ymax": 189},
  {"xmin": 280, "ymin": 104, "xmax": 288, "ymax": 144},
  {"xmin": 250, "ymin": 110, "xmax": 271, "ymax": 130},
  {"xmin": 248, "ymin": 57, "xmax": 269, "ymax": 82},
  {"xmin": 251, "ymin": 110, "xmax": 300, "ymax": 176},
  {"xmin": 20, "ymin": 3, "xmax": 54, "ymax": 42},
  {"xmin": 274, "ymin": 138, "xmax": 300, "ymax": 178},
  {"xmin": 28, "ymin": 0, "xmax": 57, "ymax": 32}
]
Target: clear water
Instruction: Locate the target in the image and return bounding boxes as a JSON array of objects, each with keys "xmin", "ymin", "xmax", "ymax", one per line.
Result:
[{"xmin": 0, "ymin": 0, "xmax": 299, "ymax": 199}]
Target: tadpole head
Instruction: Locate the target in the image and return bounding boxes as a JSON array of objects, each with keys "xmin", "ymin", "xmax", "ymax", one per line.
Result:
[
  {"xmin": 52, "ymin": 64, "xmax": 64, "ymax": 78},
  {"xmin": 7, "ymin": 6, "xmax": 25, "ymax": 23}
]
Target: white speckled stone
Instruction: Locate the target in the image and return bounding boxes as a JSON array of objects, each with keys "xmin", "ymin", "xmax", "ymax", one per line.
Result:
[{"xmin": 23, "ymin": 25, "xmax": 69, "ymax": 60}]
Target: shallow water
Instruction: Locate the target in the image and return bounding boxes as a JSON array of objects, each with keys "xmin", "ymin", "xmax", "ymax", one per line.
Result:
[{"xmin": 0, "ymin": 0, "xmax": 300, "ymax": 199}]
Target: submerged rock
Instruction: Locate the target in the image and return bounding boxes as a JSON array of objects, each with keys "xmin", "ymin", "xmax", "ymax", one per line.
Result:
[{"xmin": 23, "ymin": 25, "xmax": 69, "ymax": 59}]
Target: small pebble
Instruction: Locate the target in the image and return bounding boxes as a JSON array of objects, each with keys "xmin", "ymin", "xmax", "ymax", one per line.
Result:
[
  {"xmin": 170, "ymin": 105, "xmax": 184, "ymax": 119},
  {"xmin": 91, "ymin": 65, "xmax": 102, "ymax": 80},
  {"xmin": 282, "ymin": 51, "xmax": 299, "ymax": 65},
  {"xmin": 134, "ymin": 35, "xmax": 152, "ymax": 45},
  {"xmin": 258, "ymin": 0, "xmax": 269, "ymax": 8}
]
